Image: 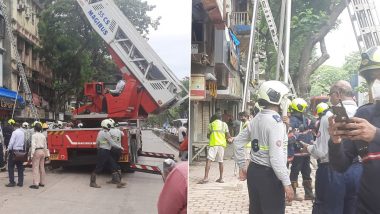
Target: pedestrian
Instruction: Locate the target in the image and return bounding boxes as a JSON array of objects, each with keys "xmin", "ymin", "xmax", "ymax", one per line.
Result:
[
  {"xmin": 107, "ymin": 118, "xmax": 125, "ymax": 185},
  {"xmin": 288, "ymin": 98, "xmax": 315, "ymax": 201},
  {"xmin": 29, "ymin": 123, "xmax": 47, "ymax": 189},
  {"xmin": 157, "ymin": 162, "xmax": 188, "ymax": 214},
  {"xmin": 5, "ymin": 122, "xmax": 25, "ymax": 187},
  {"xmin": 328, "ymin": 46, "xmax": 380, "ymax": 213},
  {"xmin": 90, "ymin": 119, "xmax": 125, "ymax": 188},
  {"xmin": 0, "ymin": 128, "xmax": 5, "ymax": 172},
  {"xmin": 197, "ymin": 114, "xmax": 231, "ymax": 184},
  {"xmin": 232, "ymin": 80, "xmax": 294, "ymax": 213},
  {"xmin": 237, "ymin": 111, "xmax": 251, "ymax": 166},
  {"xmin": 179, "ymin": 131, "xmax": 188, "ymax": 161},
  {"xmin": 303, "ymin": 80, "xmax": 360, "ymax": 214},
  {"xmin": 178, "ymin": 122, "xmax": 187, "ymax": 157}
]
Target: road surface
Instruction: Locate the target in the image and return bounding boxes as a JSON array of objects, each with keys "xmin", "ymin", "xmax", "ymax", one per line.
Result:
[{"xmin": 0, "ymin": 130, "xmax": 177, "ymax": 214}]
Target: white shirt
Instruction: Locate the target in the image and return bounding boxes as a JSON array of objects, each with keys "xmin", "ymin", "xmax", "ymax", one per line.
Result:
[
  {"xmin": 307, "ymin": 100, "xmax": 358, "ymax": 163},
  {"xmin": 8, "ymin": 128, "xmax": 25, "ymax": 150},
  {"xmin": 110, "ymin": 80, "xmax": 126, "ymax": 94},
  {"xmin": 31, "ymin": 132, "xmax": 48, "ymax": 158}
]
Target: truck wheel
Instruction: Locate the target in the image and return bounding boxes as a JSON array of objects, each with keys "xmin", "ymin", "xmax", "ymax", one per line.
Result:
[{"xmin": 130, "ymin": 138, "xmax": 138, "ymax": 164}]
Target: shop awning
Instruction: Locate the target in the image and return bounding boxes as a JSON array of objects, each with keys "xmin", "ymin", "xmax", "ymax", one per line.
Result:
[{"xmin": 0, "ymin": 87, "xmax": 25, "ymax": 105}]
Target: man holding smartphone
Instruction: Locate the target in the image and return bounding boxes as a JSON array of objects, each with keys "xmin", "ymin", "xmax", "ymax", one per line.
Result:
[
  {"xmin": 329, "ymin": 46, "xmax": 380, "ymax": 213},
  {"xmin": 302, "ymin": 80, "xmax": 359, "ymax": 214}
]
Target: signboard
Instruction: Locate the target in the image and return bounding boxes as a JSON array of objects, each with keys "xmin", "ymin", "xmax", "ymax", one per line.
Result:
[
  {"xmin": 190, "ymin": 74, "xmax": 206, "ymax": 100},
  {"xmin": 0, "ymin": 97, "xmax": 23, "ymax": 110}
]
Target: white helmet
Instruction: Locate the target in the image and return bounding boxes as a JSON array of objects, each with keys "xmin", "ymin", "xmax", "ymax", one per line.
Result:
[
  {"xmin": 57, "ymin": 121, "xmax": 63, "ymax": 128},
  {"xmin": 108, "ymin": 119, "xmax": 115, "ymax": 128},
  {"xmin": 78, "ymin": 123, "xmax": 83, "ymax": 128},
  {"xmin": 257, "ymin": 80, "xmax": 290, "ymax": 110},
  {"xmin": 101, "ymin": 119, "xmax": 112, "ymax": 129},
  {"xmin": 22, "ymin": 122, "xmax": 29, "ymax": 129}
]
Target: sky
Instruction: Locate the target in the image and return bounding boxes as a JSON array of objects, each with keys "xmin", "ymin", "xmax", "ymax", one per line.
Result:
[
  {"xmin": 144, "ymin": 0, "xmax": 191, "ymax": 80},
  {"xmin": 324, "ymin": 1, "xmax": 380, "ymax": 67}
]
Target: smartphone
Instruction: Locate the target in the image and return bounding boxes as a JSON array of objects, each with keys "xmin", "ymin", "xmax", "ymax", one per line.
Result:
[
  {"xmin": 332, "ymin": 105, "xmax": 349, "ymax": 122},
  {"xmin": 332, "ymin": 99, "xmax": 350, "ymax": 122}
]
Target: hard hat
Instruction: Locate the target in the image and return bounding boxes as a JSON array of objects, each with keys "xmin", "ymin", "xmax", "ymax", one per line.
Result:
[
  {"xmin": 42, "ymin": 123, "xmax": 49, "ymax": 129},
  {"xmin": 359, "ymin": 46, "xmax": 380, "ymax": 81},
  {"xmin": 101, "ymin": 119, "xmax": 112, "ymax": 129},
  {"xmin": 78, "ymin": 123, "xmax": 83, "ymax": 128},
  {"xmin": 316, "ymin": 102, "xmax": 329, "ymax": 115},
  {"xmin": 257, "ymin": 81, "xmax": 290, "ymax": 110},
  {"xmin": 8, "ymin": 119, "xmax": 15, "ymax": 125},
  {"xmin": 57, "ymin": 121, "xmax": 63, "ymax": 127},
  {"xmin": 291, "ymin": 98, "xmax": 308, "ymax": 113},
  {"xmin": 108, "ymin": 119, "xmax": 115, "ymax": 128},
  {"xmin": 22, "ymin": 122, "xmax": 29, "ymax": 128},
  {"xmin": 32, "ymin": 121, "xmax": 42, "ymax": 127}
]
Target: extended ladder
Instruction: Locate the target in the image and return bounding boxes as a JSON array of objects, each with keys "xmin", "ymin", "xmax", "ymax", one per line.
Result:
[
  {"xmin": 76, "ymin": 0, "xmax": 188, "ymax": 113},
  {"xmin": 259, "ymin": 0, "xmax": 296, "ymax": 95},
  {"xmin": 345, "ymin": 0, "xmax": 380, "ymax": 52},
  {"xmin": 0, "ymin": 1, "xmax": 38, "ymax": 119}
]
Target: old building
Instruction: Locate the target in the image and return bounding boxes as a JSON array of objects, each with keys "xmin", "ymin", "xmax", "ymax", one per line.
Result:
[
  {"xmin": 1, "ymin": 0, "xmax": 54, "ymax": 121},
  {"xmin": 190, "ymin": 0, "xmax": 251, "ymax": 161}
]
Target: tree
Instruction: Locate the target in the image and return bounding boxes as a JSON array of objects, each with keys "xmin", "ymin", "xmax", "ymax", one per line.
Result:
[
  {"xmin": 38, "ymin": 0, "xmax": 160, "ymax": 113},
  {"xmin": 258, "ymin": 0, "xmax": 350, "ymax": 97},
  {"xmin": 309, "ymin": 65, "xmax": 350, "ymax": 96}
]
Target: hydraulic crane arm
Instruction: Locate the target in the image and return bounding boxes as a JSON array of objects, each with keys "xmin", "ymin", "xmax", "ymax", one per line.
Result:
[{"xmin": 76, "ymin": 0, "xmax": 188, "ymax": 114}]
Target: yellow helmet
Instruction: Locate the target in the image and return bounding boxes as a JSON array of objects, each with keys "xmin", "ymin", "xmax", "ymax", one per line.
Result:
[
  {"xmin": 8, "ymin": 119, "xmax": 15, "ymax": 125},
  {"xmin": 291, "ymin": 98, "xmax": 308, "ymax": 113},
  {"xmin": 32, "ymin": 121, "xmax": 42, "ymax": 127},
  {"xmin": 316, "ymin": 102, "xmax": 329, "ymax": 115},
  {"xmin": 42, "ymin": 123, "xmax": 49, "ymax": 129}
]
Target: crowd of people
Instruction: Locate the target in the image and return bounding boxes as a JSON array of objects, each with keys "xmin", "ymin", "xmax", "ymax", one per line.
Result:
[{"xmin": 197, "ymin": 46, "xmax": 380, "ymax": 213}]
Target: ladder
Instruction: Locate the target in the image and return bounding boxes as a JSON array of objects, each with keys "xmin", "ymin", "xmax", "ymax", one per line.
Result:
[
  {"xmin": 76, "ymin": 0, "xmax": 188, "ymax": 113},
  {"xmin": 345, "ymin": 0, "xmax": 380, "ymax": 52},
  {"xmin": 259, "ymin": 0, "xmax": 296, "ymax": 95},
  {"xmin": 0, "ymin": 1, "xmax": 38, "ymax": 119}
]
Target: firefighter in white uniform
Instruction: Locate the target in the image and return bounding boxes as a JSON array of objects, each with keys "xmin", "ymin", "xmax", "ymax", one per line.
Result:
[{"xmin": 232, "ymin": 80, "xmax": 294, "ymax": 214}]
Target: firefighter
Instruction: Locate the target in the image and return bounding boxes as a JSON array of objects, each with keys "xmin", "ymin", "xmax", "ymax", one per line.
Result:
[
  {"xmin": 90, "ymin": 119, "xmax": 125, "ymax": 188},
  {"xmin": 328, "ymin": 46, "xmax": 380, "ymax": 213},
  {"xmin": 288, "ymin": 98, "xmax": 314, "ymax": 201},
  {"xmin": 2, "ymin": 119, "xmax": 15, "ymax": 166},
  {"xmin": 233, "ymin": 80, "xmax": 294, "ymax": 213},
  {"xmin": 305, "ymin": 80, "xmax": 358, "ymax": 213},
  {"xmin": 22, "ymin": 122, "xmax": 32, "ymax": 153},
  {"xmin": 198, "ymin": 113, "xmax": 231, "ymax": 184},
  {"xmin": 314, "ymin": 102, "xmax": 330, "ymax": 134},
  {"xmin": 107, "ymin": 119, "xmax": 125, "ymax": 185}
]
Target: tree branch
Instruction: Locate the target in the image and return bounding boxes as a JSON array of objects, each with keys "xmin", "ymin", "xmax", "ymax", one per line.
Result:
[{"xmin": 310, "ymin": 39, "xmax": 330, "ymax": 72}]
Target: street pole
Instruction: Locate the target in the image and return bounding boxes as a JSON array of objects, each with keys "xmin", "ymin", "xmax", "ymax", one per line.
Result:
[
  {"xmin": 242, "ymin": 0, "xmax": 259, "ymax": 111},
  {"xmin": 275, "ymin": 0, "xmax": 286, "ymax": 80},
  {"xmin": 284, "ymin": 0, "xmax": 292, "ymax": 84}
]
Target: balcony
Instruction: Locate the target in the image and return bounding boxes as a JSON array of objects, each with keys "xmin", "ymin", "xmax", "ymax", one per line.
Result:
[{"xmin": 229, "ymin": 12, "xmax": 251, "ymax": 35}]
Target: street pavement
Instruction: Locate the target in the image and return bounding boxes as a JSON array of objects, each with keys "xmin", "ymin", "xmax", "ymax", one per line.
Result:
[
  {"xmin": 0, "ymin": 130, "xmax": 178, "ymax": 214},
  {"xmin": 189, "ymin": 147, "xmax": 315, "ymax": 214}
]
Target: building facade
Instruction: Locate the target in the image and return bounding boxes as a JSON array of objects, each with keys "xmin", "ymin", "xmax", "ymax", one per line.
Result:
[
  {"xmin": 2, "ymin": 0, "xmax": 54, "ymax": 121},
  {"xmin": 190, "ymin": 0, "xmax": 251, "ymax": 161}
]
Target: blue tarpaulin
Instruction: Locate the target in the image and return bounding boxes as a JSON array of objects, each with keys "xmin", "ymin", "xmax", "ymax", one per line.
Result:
[
  {"xmin": 0, "ymin": 87, "xmax": 25, "ymax": 105},
  {"xmin": 229, "ymin": 29, "xmax": 240, "ymax": 46}
]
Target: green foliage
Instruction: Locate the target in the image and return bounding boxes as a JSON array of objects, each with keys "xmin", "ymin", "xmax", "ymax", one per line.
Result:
[
  {"xmin": 38, "ymin": 0, "xmax": 160, "ymax": 111},
  {"xmin": 309, "ymin": 65, "xmax": 350, "ymax": 96},
  {"xmin": 146, "ymin": 78, "xmax": 189, "ymax": 127},
  {"xmin": 342, "ymin": 51, "xmax": 361, "ymax": 76}
]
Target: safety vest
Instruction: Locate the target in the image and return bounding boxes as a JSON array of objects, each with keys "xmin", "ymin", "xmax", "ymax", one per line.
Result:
[
  {"xmin": 209, "ymin": 120, "xmax": 227, "ymax": 147},
  {"xmin": 242, "ymin": 121, "xmax": 251, "ymax": 148}
]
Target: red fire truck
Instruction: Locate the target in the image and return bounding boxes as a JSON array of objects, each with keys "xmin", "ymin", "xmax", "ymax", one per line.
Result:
[{"xmin": 47, "ymin": 0, "xmax": 188, "ymax": 175}]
